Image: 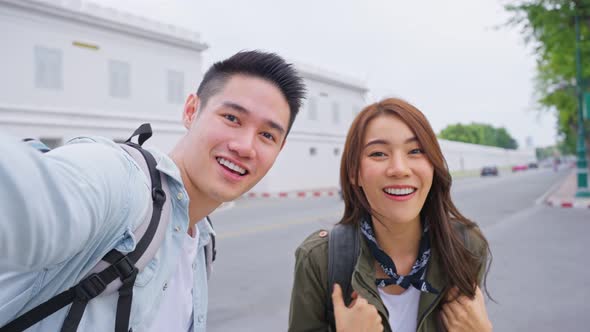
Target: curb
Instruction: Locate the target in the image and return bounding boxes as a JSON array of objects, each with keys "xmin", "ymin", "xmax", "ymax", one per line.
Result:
[
  {"xmin": 245, "ymin": 188, "xmax": 341, "ymax": 199},
  {"xmin": 545, "ymin": 198, "xmax": 590, "ymax": 209},
  {"xmin": 541, "ymin": 170, "xmax": 590, "ymax": 209}
]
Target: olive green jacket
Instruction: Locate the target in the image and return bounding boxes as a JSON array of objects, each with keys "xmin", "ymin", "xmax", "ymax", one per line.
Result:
[{"xmin": 288, "ymin": 223, "xmax": 487, "ymax": 332}]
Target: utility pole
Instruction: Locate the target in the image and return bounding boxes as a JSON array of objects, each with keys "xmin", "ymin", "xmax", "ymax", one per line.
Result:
[{"xmin": 574, "ymin": 12, "xmax": 590, "ymax": 197}]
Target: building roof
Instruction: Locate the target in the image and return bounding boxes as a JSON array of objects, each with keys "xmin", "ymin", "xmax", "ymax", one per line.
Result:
[
  {"xmin": 294, "ymin": 62, "xmax": 368, "ymax": 93},
  {"xmin": 2, "ymin": 0, "xmax": 208, "ymax": 51}
]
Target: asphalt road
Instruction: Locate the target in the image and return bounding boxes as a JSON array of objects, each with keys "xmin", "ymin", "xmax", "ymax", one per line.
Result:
[{"xmin": 207, "ymin": 167, "xmax": 589, "ymax": 331}]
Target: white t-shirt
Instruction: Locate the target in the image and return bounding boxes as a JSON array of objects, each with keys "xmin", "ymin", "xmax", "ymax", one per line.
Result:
[
  {"xmin": 378, "ymin": 286, "xmax": 421, "ymax": 332},
  {"xmin": 146, "ymin": 226, "xmax": 200, "ymax": 332}
]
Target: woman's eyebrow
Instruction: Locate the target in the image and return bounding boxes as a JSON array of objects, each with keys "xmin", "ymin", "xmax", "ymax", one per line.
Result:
[{"xmin": 364, "ymin": 136, "xmax": 418, "ymax": 148}]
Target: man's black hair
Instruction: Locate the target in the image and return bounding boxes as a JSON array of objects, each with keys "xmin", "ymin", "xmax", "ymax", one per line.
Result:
[{"xmin": 196, "ymin": 50, "xmax": 306, "ymax": 136}]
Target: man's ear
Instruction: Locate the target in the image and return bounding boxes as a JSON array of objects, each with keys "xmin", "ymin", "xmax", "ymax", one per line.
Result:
[{"xmin": 182, "ymin": 94, "xmax": 200, "ymax": 129}]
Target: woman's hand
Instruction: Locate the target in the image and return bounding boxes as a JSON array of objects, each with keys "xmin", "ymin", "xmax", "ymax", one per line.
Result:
[
  {"xmin": 332, "ymin": 283, "xmax": 383, "ymax": 332},
  {"xmin": 441, "ymin": 286, "xmax": 492, "ymax": 332}
]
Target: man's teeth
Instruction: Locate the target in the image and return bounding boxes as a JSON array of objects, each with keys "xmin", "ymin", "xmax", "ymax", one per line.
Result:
[
  {"xmin": 217, "ymin": 157, "xmax": 246, "ymax": 175},
  {"xmin": 384, "ymin": 187, "xmax": 416, "ymax": 196}
]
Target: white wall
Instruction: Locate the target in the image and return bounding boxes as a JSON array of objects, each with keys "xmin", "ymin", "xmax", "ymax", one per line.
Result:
[
  {"xmin": 252, "ymin": 135, "xmax": 536, "ymax": 194},
  {"xmin": 440, "ymin": 139, "xmax": 535, "ymax": 171},
  {"xmin": 250, "ymin": 70, "xmax": 367, "ymax": 193},
  {"xmin": 0, "ymin": 1, "xmax": 535, "ymax": 195},
  {"xmin": 0, "ymin": 0, "xmax": 204, "ymax": 151}
]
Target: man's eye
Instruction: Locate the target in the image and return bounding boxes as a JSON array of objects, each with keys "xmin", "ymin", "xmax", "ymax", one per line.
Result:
[
  {"xmin": 224, "ymin": 114, "xmax": 239, "ymax": 123},
  {"xmin": 261, "ymin": 132, "xmax": 275, "ymax": 142}
]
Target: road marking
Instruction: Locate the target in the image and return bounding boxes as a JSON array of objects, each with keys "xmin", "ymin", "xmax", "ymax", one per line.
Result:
[{"xmin": 216, "ymin": 212, "xmax": 341, "ymax": 239}]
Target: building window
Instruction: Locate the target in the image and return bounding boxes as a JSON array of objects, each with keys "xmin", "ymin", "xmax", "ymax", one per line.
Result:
[
  {"xmin": 332, "ymin": 102, "xmax": 340, "ymax": 124},
  {"xmin": 309, "ymin": 147, "xmax": 317, "ymax": 156},
  {"xmin": 167, "ymin": 70, "xmax": 184, "ymax": 104},
  {"xmin": 308, "ymin": 97, "xmax": 318, "ymax": 121},
  {"xmin": 334, "ymin": 148, "xmax": 340, "ymax": 156},
  {"xmin": 39, "ymin": 137, "xmax": 63, "ymax": 149},
  {"xmin": 109, "ymin": 60, "xmax": 131, "ymax": 98},
  {"xmin": 34, "ymin": 46, "xmax": 63, "ymax": 90}
]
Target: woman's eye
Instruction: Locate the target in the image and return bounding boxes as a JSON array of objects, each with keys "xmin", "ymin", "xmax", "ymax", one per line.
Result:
[
  {"xmin": 409, "ymin": 148, "xmax": 424, "ymax": 155},
  {"xmin": 369, "ymin": 151, "xmax": 385, "ymax": 157},
  {"xmin": 261, "ymin": 132, "xmax": 275, "ymax": 142},
  {"xmin": 224, "ymin": 114, "xmax": 239, "ymax": 123}
]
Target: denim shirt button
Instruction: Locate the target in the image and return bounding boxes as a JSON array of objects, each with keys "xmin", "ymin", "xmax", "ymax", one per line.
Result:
[
  {"xmin": 197, "ymin": 315, "xmax": 204, "ymax": 323},
  {"xmin": 176, "ymin": 192, "xmax": 184, "ymax": 200},
  {"xmin": 174, "ymin": 226, "xmax": 181, "ymax": 232},
  {"xmin": 162, "ymin": 283, "xmax": 168, "ymax": 291}
]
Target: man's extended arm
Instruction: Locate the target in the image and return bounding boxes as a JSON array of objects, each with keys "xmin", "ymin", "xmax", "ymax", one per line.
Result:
[{"xmin": 0, "ymin": 135, "xmax": 149, "ymax": 272}]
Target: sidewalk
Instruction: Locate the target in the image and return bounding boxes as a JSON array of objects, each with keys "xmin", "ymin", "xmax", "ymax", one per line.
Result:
[{"xmin": 545, "ymin": 170, "xmax": 590, "ymax": 208}]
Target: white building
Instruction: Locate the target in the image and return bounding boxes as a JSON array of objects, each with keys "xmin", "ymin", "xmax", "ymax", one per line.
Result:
[
  {"xmin": 0, "ymin": 0, "xmax": 207, "ymax": 150},
  {"xmin": 440, "ymin": 139, "xmax": 535, "ymax": 172},
  {"xmin": 249, "ymin": 63, "xmax": 369, "ymax": 194},
  {"xmin": 0, "ymin": 0, "xmax": 535, "ymax": 197}
]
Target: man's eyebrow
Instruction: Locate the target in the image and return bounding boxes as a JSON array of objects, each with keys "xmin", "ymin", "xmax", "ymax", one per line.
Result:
[
  {"xmin": 222, "ymin": 101, "xmax": 250, "ymax": 114},
  {"xmin": 222, "ymin": 101, "xmax": 286, "ymax": 135}
]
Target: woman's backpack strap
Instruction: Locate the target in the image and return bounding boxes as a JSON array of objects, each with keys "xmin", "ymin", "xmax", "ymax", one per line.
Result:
[{"xmin": 326, "ymin": 223, "xmax": 360, "ymax": 328}]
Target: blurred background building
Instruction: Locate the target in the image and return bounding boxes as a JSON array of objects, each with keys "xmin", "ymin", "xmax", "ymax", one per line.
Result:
[{"xmin": 0, "ymin": 0, "xmax": 535, "ymax": 195}]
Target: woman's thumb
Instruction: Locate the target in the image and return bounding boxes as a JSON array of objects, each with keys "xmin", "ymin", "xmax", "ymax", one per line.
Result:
[{"xmin": 331, "ymin": 283, "xmax": 346, "ymax": 310}]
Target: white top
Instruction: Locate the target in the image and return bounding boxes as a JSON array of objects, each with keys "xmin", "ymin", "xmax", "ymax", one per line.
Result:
[
  {"xmin": 378, "ymin": 286, "xmax": 421, "ymax": 332},
  {"xmin": 146, "ymin": 226, "xmax": 200, "ymax": 332}
]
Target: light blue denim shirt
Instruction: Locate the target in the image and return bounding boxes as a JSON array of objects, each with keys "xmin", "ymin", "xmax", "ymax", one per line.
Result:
[{"xmin": 0, "ymin": 134, "xmax": 215, "ymax": 331}]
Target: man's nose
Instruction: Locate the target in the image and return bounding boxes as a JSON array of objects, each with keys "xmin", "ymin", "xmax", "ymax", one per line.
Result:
[{"xmin": 228, "ymin": 131, "xmax": 257, "ymax": 159}]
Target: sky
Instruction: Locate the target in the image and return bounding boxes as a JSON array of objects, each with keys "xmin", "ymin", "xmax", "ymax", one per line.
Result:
[{"xmin": 92, "ymin": 0, "xmax": 557, "ymax": 148}]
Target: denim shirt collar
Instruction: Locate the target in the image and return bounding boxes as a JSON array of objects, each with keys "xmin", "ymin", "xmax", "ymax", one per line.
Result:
[{"xmin": 147, "ymin": 147, "xmax": 216, "ymax": 246}]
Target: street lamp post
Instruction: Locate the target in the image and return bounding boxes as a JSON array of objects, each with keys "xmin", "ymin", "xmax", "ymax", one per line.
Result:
[{"xmin": 575, "ymin": 13, "xmax": 590, "ymax": 197}]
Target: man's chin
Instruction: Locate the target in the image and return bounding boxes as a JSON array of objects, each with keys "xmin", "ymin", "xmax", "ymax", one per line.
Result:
[{"xmin": 213, "ymin": 187, "xmax": 248, "ymax": 203}]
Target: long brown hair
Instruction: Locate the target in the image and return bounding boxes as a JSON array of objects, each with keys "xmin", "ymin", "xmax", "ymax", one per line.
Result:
[{"xmin": 339, "ymin": 97, "xmax": 491, "ymax": 299}]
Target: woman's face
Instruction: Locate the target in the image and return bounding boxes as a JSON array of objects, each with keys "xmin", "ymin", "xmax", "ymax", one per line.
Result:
[{"xmin": 358, "ymin": 114, "xmax": 434, "ymax": 226}]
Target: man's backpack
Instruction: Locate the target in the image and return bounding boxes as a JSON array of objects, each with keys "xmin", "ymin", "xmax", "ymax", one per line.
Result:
[
  {"xmin": 326, "ymin": 223, "xmax": 360, "ymax": 329},
  {"xmin": 2, "ymin": 123, "xmax": 216, "ymax": 332}
]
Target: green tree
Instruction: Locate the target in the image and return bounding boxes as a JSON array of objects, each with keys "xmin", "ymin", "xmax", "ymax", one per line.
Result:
[
  {"xmin": 536, "ymin": 145, "xmax": 558, "ymax": 159},
  {"xmin": 439, "ymin": 123, "xmax": 519, "ymax": 149},
  {"xmin": 505, "ymin": 0, "xmax": 590, "ymax": 152}
]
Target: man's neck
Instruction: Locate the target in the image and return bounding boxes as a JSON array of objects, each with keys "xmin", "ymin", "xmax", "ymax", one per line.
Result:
[
  {"xmin": 168, "ymin": 145, "xmax": 221, "ymax": 229},
  {"xmin": 186, "ymin": 187, "xmax": 221, "ymax": 229}
]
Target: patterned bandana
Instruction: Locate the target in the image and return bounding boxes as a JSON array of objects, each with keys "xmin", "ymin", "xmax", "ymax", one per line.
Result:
[{"xmin": 360, "ymin": 216, "xmax": 439, "ymax": 294}]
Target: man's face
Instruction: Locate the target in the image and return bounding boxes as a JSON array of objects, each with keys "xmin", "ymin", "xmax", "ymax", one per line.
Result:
[{"xmin": 180, "ymin": 75, "xmax": 290, "ymax": 203}]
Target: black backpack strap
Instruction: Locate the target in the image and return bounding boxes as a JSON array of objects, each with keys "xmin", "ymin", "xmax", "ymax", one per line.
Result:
[
  {"xmin": 206, "ymin": 216, "xmax": 216, "ymax": 262},
  {"xmin": 326, "ymin": 223, "xmax": 360, "ymax": 329},
  {"xmin": 1, "ymin": 252, "xmax": 140, "ymax": 332},
  {"xmin": 111, "ymin": 141, "xmax": 165, "ymax": 332},
  {"xmin": 125, "ymin": 123, "xmax": 153, "ymax": 147},
  {"xmin": 61, "ymin": 140, "xmax": 163, "ymax": 332}
]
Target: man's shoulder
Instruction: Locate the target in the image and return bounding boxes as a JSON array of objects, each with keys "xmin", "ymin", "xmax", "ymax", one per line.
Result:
[{"xmin": 66, "ymin": 135, "xmax": 120, "ymax": 148}]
